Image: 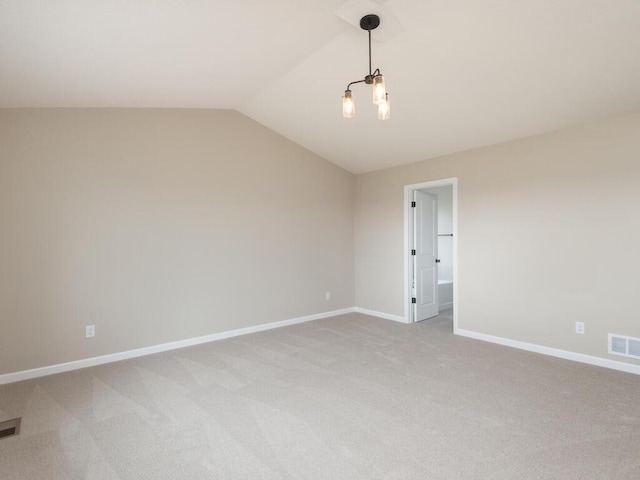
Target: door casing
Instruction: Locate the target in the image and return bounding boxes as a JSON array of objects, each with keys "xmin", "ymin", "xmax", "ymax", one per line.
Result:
[{"xmin": 404, "ymin": 178, "xmax": 458, "ymax": 327}]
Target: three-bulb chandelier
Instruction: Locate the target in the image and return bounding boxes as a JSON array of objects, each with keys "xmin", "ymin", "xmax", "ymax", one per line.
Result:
[{"xmin": 342, "ymin": 14, "xmax": 390, "ymax": 120}]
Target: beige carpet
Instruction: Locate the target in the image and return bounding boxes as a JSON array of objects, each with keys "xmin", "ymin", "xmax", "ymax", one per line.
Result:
[{"xmin": 1, "ymin": 311, "xmax": 639, "ymax": 479}]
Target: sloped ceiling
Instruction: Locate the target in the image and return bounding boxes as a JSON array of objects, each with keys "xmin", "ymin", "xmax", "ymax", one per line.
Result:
[{"xmin": 1, "ymin": 0, "xmax": 639, "ymax": 173}]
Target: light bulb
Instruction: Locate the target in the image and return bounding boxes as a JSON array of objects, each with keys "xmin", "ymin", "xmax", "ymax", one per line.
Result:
[
  {"xmin": 372, "ymin": 75, "xmax": 386, "ymax": 105},
  {"xmin": 377, "ymin": 93, "xmax": 390, "ymax": 120},
  {"xmin": 342, "ymin": 90, "xmax": 355, "ymax": 118}
]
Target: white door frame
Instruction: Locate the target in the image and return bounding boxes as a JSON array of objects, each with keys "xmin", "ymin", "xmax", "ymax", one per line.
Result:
[{"xmin": 404, "ymin": 178, "xmax": 458, "ymax": 328}]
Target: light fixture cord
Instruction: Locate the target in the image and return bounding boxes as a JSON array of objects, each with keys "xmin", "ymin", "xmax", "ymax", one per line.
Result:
[
  {"xmin": 344, "ymin": 18, "xmax": 381, "ymax": 90},
  {"xmin": 368, "ymin": 28, "xmax": 372, "ymax": 76}
]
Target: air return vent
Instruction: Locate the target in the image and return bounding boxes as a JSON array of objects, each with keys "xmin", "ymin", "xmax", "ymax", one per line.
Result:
[
  {"xmin": 0, "ymin": 418, "xmax": 21, "ymax": 439},
  {"xmin": 609, "ymin": 334, "xmax": 640, "ymax": 360}
]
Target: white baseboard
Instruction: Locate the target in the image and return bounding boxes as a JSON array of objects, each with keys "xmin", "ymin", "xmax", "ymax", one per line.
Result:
[
  {"xmin": 11, "ymin": 309, "xmax": 632, "ymax": 385},
  {"xmin": 455, "ymin": 327, "xmax": 640, "ymax": 376},
  {"xmin": 0, "ymin": 307, "xmax": 356, "ymax": 385},
  {"xmin": 353, "ymin": 307, "xmax": 407, "ymax": 323}
]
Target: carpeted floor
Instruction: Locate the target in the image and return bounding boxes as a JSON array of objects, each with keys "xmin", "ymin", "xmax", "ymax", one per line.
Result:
[{"xmin": 1, "ymin": 311, "xmax": 639, "ymax": 479}]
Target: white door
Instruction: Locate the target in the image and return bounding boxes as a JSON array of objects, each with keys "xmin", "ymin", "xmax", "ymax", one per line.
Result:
[{"xmin": 413, "ymin": 190, "xmax": 438, "ymax": 321}]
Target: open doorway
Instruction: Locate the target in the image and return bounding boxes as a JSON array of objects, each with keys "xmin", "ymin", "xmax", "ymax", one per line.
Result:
[{"xmin": 404, "ymin": 178, "xmax": 458, "ymax": 330}]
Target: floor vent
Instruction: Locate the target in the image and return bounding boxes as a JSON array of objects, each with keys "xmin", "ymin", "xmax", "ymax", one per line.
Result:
[
  {"xmin": 0, "ymin": 418, "xmax": 21, "ymax": 439},
  {"xmin": 609, "ymin": 334, "xmax": 640, "ymax": 360}
]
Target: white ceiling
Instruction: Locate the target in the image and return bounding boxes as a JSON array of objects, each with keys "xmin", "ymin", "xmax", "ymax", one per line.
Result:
[{"xmin": 1, "ymin": 0, "xmax": 639, "ymax": 173}]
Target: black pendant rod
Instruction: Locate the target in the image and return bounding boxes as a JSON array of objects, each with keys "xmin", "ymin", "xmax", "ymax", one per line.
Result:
[
  {"xmin": 368, "ymin": 28, "xmax": 372, "ymax": 76},
  {"xmin": 344, "ymin": 14, "xmax": 382, "ymax": 91}
]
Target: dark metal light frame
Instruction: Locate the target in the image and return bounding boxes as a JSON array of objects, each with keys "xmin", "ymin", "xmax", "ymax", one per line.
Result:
[{"xmin": 342, "ymin": 14, "xmax": 390, "ymax": 120}]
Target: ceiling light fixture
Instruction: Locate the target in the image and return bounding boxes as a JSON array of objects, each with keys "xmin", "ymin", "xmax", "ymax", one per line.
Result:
[{"xmin": 342, "ymin": 14, "xmax": 390, "ymax": 120}]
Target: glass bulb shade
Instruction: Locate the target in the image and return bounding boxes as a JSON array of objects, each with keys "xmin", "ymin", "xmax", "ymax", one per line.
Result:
[
  {"xmin": 342, "ymin": 90, "xmax": 355, "ymax": 118},
  {"xmin": 372, "ymin": 75, "xmax": 386, "ymax": 105},
  {"xmin": 377, "ymin": 93, "xmax": 390, "ymax": 120}
]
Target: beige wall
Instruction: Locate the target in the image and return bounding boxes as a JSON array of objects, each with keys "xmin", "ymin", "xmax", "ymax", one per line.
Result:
[
  {"xmin": 355, "ymin": 114, "xmax": 640, "ymax": 365},
  {"xmin": 0, "ymin": 109, "xmax": 355, "ymax": 375},
  {"xmin": 2, "ymin": 109, "xmax": 638, "ymax": 375}
]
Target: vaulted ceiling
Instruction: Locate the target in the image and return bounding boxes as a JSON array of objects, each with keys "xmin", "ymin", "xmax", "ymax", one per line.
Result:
[{"xmin": 2, "ymin": 0, "xmax": 639, "ymax": 173}]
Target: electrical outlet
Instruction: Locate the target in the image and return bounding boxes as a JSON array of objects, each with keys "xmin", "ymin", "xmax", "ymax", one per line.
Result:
[
  {"xmin": 86, "ymin": 325, "xmax": 95, "ymax": 338},
  {"xmin": 575, "ymin": 322, "xmax": 585, "ymax": 335},
  {"xmin": 325, "ymin": 291, "xmax": 331, "ymax": 301}
]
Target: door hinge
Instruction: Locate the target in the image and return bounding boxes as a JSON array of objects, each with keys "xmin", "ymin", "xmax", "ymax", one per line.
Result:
[
  {"xmin": 411, "ymin": 201, "xmax": 416, "ymax": 207},
  {"xmin": 411, "ymin": 249, "xmax": 416, "ymax": 256},
  {"xmin": 436, "ymin": 259, "xmax": 441, "ymax": 263},
  {"xmin": 411, "ymin": 297, "xmax": 417, "ymax": 304}
]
